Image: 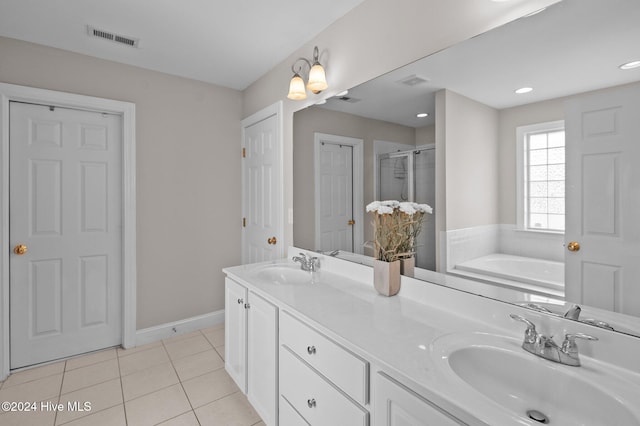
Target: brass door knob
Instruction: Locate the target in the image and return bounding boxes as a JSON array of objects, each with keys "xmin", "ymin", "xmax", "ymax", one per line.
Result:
[
  {"xmin": 267, "ymin": 236, "xmax": 277, "ymax": 245},
  {"xmin": 347, "ymin": 220, "xmax": 355, "ymax": 225},
  {"xmin": 567, "ymin": 241, "xmax": 580, "ymax": 252},
  {"xmin": 14, "ymin": 244, "xmax": 27, "ymax": 255}
]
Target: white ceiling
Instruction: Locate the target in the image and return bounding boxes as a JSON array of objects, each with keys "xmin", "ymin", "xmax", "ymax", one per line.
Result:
[
  {"xmin": 0, "ymin": 0, "xmax": 366, "ymax": 90},
  {"xmin": 320, "ymin": 0, "xmax": 640, "ymax": 128}
]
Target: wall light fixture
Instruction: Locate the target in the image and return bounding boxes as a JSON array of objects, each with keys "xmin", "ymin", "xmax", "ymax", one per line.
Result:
[{"xmin": 287, "ymin": 46, "xmax": 328, "ymax": 100}]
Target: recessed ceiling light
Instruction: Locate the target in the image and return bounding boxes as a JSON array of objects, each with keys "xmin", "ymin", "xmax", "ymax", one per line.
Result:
[
  {"xmin": 416, "ymin": 113, "xmax": 429, "ymax": 118},
  {"xmin": 515, "ymin": 87, "xmax": 533, "ymax": 94},
  {"xmin": 619, "ymin": 60, "xmax": 640, "ymax": 70},
  {"xmin": 335, "ymin": 90, "xmax": 349, "ymax": 97}
]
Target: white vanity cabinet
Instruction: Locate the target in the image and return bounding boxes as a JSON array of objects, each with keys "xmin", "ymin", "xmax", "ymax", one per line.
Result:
[
  {"xmin": 374, "ymin": 372, "xmax": 465, "ymax": 426},
  {"xmin": 279, "ymin": 311, "xmax": 370, "ymax": 426},
  {"xmin": 225, "ymin": 277, "xmax": 278, "ymax": 426}
]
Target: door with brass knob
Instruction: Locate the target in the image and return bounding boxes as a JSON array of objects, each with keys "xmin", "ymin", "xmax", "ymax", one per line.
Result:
[
  {"xmin": 13, "ymin": 244, "xmax": 27, "ymax": 255},
  {"xmin": 567, "ymin": 242, "xmax": 580, "ymax": 252},
  {"xmin": 8, "ymin": 101, "xmax": 124, "ymax": 369},
  {"xmin": 267, "ymin": 236, "xmax": 277, "ymax": 245}
]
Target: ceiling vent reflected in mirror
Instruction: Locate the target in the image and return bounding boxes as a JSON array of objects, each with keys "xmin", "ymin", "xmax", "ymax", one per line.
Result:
[
  {"xmin": 336, "ymin": 96, "xmax": 362, "ymax": 103},
  {"xmin": 396, "ymin": 74, "xmax": 430, "ymax": 87}
]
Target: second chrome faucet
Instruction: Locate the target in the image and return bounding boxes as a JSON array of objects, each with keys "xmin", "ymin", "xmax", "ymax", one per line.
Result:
[{"xmin": 510, "ymin": 314, "xmax": 598, "ymax": 367}]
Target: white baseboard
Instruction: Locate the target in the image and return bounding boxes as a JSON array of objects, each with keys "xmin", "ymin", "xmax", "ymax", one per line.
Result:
[{"xmin": 134, "ymin": 310, "xmax": 224, "ymax": 347}]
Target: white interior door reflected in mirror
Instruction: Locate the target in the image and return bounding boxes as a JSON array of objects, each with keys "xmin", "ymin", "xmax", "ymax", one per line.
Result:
[{"xmin": 565, "ymin": 84, "xmax": 640, "ymax": 316}]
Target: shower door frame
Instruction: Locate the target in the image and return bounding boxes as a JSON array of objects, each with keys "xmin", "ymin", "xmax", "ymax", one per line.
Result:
[{"xmin": 376, "ymin": 145, "xmax": 434, "ymax": 202}]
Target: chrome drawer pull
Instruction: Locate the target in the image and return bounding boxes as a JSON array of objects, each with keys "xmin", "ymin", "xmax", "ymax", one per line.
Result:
[
  {"xmin": 307, "ymin": 398, "xmax": 316, "ymax": 408},
  {"xmin": 307, "ymin": 345, "xmax": 316, "ymax": 355}
]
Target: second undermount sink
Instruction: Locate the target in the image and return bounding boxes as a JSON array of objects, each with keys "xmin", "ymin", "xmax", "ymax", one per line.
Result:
[
  {"xmin": 249, "ymin": 263, "xmax": 314, "ymax": 285},
  {"xmin": 430, "ymin": 332, "xmax": 640, "ymax": 426}
]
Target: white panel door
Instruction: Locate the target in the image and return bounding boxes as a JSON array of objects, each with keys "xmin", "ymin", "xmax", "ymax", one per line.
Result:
[
  {"xmin": 318, "ymin": 142, "xmax": 354, "ymax": 252},
  {"xmin": 565, "ymin": 84, "xmax": 640, "ymax": 316},
  {"xmin": 9, "ymin": 102, "xmax": 122, "ymax": 368},
  {"xmin": 247, "ymin": 291, "xmax": 278, "ymax": 426},
  {"xmin": 242, "ymin": 109, "xmax": 282, "ymax": 264}
]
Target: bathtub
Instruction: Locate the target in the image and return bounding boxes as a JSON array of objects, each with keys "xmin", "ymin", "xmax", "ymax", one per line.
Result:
[{"xmin": 454, "ymin": 253, "xmax": 564, "ymax": 293}]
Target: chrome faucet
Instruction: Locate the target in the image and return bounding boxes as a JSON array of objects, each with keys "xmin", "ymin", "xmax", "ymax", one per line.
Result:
[
  {"xmin": 292, "ymin": 252, "xmax": 319, "ymax": 272},
  {"xmin": 510, "ymin": 314, "xmax": 598, "ymax": 367},
  {"xmin": 563, "ymin": 304, "xmax": 615, "ymax": 331},
  {"xmin": 563, "ymin": 304, "xmax": 582, "ymax": 320}
]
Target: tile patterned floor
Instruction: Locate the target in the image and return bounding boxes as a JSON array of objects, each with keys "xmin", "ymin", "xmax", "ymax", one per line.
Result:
[{"xmin": 0, "ymin": 325, "xmax": 265, "ymax": 426}]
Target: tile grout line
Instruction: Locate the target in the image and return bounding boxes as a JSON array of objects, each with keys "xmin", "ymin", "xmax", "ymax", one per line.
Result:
[
  {"xmin": 53, "ymin": 360, "xmax": 67, "ymax": 426},
  {"xmin": 116, "ymin": 347, "xmax": 129, "ymax": 426},
  {"xmin": 161, "ymin": 336, "xmax": 201, "ymax": 425}
]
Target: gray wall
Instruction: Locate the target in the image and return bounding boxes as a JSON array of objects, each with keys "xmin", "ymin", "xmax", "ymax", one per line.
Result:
[
  {"xmin": 293, "ymin": 106, "xmax": 415, "ymax": 252},
  {"xmin": 0, "ymin": 36, "xmax": 243, "ymax": 329}
]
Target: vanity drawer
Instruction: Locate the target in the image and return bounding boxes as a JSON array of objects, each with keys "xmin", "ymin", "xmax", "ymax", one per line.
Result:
[
  {"xmin": 280, "ymin": 346, "xmax": 368, "ymax": 426},
  {"xmin": 280, "ymin": 395, "xmax": 310, "ymax": 426},
  {"xmin": 280, "ymin": 311, "xmax": 369, "ymax": 405}
]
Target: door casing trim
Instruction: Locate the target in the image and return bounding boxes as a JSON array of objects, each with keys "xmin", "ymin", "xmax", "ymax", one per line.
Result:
[{"xmin": 0, "ymin": 82, "xmax": 137, "ymax": 379}]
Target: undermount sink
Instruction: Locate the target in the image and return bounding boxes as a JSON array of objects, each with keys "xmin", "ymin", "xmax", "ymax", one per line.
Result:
[
  {"xmin": 249, "ymin": 263, "xmax": 313, "ymax": 285},
  {"xmin": 431, "ymin": 332, "xmax": 640, "ymax": 425}
]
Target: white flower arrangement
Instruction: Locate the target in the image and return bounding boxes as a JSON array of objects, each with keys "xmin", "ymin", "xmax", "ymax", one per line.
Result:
[{"xmin": 366, "ymin": 200, "xmax": 433, "ymax": 262}]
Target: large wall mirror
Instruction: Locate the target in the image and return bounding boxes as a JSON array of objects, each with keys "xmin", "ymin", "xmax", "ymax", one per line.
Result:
[{"xmin": 293, "ymin": 0, "xmax": 640, "ymax": 337}]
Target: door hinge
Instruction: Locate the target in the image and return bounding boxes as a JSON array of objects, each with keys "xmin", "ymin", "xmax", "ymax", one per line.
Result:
[
  {"xmin": 242, "ymin": 217, "xmax": 246, "ymax": 227},
  {"xmin": 242, "ymin": 147, "xmax": 246, "ymax": 158}
]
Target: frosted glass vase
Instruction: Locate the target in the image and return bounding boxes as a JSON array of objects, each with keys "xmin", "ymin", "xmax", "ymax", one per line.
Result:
[{"xmin": 373, "ymin": 259, "xmax": 401, "ymax": 297}]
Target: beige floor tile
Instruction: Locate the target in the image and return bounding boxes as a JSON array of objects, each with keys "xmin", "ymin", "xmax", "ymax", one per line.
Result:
[
  {"xmin": 125, "ymin": 383, "xmax": 191, "ymax": 426},
  {"xmin": 162, "ymin": 330, "xmax": 204, "ymax": 345},
  {"xmin": 172, "ymin": 349, "xmax": 224, "ymax": 382},
  {"xmin": 182, "ymin": 369, "xmax": 239, "ymax": 408},
  {"xmin": 60, "ymin": 358, "xmax": 119, "ymax": 394},
  {"xmin": 56, "ymin": 378, "xmax": 122, "ymax": 425},
  {"xmin": 0, "ymin": 374, "xmax": 63, "ymax": 403},
  {"xmin": 117, "ymin": 340, "xmax": 163, "ymax": 358},
  {"xmin": 157, "ymin": 410, "xmax": 201, "ymax": 426},
  {"xmin": 118, "ymin": 346, "xmax": 170, "ymax": 376},
  {"xmin": 215, "ymin": 345, "xmax": 225, "ymax": 361},
  {"xmin": 65, "ymin": 348, "xmax": 117, "ymax": 371},
  {"xmin": 203, "ymin": 328, "xmax": 225, "ymax": 347},
  {"xmin": 164, "ymin": 335, "xmax": 213, "ymax": 361},
  {"xmin": 60, "ymin": 404, "xmax": 125, "ymax": 426},
  {"xmin": 195, "ymin": 392, "xmax": 261, "ymax": 426},
  {"xmin": 2, "ymin": 361, "xmax": 65, "ymax": 388},
  {"xmin": 121, "ymin": 361, "xmax": 179, "ymax": 401},
  {"xmin": 0, "ymin": 402, "xmax": 58, "ymax": 425}
]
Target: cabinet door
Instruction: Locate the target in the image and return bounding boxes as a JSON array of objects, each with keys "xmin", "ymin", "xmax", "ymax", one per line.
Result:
[
  {"xmin": 374, "ymin": 373, "xmax": 465, "ymax": 426},
  {"xmin": 247, "ymin": 291, "xmax": 278, "ymax": 426},
  {"xmin": 225, "ymin": 278, "xmax": 247, "ymax": 393}
]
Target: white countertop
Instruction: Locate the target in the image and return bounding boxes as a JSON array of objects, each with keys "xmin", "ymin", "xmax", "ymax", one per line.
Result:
[{"xmin": 223, "ymin": 247, "xmax": 640, "ymax": 426}]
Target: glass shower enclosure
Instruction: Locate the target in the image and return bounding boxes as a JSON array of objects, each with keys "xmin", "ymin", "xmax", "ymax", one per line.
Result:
[{"xmin": 377, "ymin": 147, "xmax": 436, "ymax": 270}]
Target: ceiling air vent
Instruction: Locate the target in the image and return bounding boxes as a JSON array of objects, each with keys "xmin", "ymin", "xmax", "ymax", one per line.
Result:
[
  {"xmin": 337, "ymin": 96, "xmax": 361, "ymax": 103},
  {"xmin": 396, "ymin": 74, "xmax": 429, "ymax": 87},
  {"xmin": 87, "ymin": 25, "xmax": 139, "ymax": 48}
]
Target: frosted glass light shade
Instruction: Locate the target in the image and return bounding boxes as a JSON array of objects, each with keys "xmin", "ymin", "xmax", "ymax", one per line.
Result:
[
  {"xmin": 307, "ymin": 63, "xmax": 328, "ymax": 94},
  {"xmin": 287, "ymin": 74, "xmax": 307, "ymax": 100}
]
